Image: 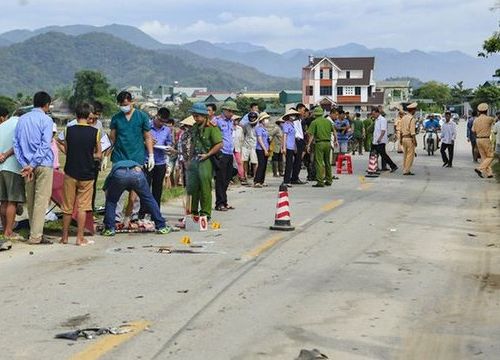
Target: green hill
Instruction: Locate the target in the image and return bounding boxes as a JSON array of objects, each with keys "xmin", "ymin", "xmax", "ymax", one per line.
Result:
[{"xmin": 0, "ymin": 32, "xmax": 299, "ymax": 96}]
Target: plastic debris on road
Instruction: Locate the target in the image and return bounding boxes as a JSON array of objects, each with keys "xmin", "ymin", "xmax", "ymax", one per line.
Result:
[{"xmin": 55, "ymin": 326, "xmax": 132, "ymax": 341}]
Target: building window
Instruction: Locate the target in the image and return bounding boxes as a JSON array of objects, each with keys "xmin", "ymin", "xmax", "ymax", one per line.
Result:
[
  {"xmin": 320, "ymin": 86, "xmax": 332, "ymax": 96},
  {"xmin": 344, "ymin": 86, "xmax": 355, "ymax": 95},
  {"xmin": 346, "ymin": 71, "xmax": 351, "ymax": 79},
  {"xmin": 337, "ymin": 87, "xmax": 343, "ymax": 96},
  {"xmin": 306, "ymin": 86, "xmax": 313, "ymax": 96},
  {"xmin": 320, "ymin": 69, "xmax": 323, "ymax": 79},
  {"xmin": 355, "ymin": 87, "xmax": 361, "ymax": 95},
  {"xmin": 354, "ymin": 106, "xmax": 361, "ymax": 112},
  {"xmin": 368, "ymin": 86, "xmax": 372, "ymax": 97},
  {"xmin": 329, "ymin": 69, "xmax": 333, "ymax": 79}
]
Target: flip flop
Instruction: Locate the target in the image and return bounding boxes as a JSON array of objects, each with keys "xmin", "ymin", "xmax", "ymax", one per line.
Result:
[
  {"xmin": 4, "ymin": 232, "xmax": 25, "ymax": 241},
  {"xmin": 224, "ymin": 205, "xmax": 235, "ymax": 210},
  {"xmin": 76, "ymin": 240, "xmax": 95, "ymax": 247}
]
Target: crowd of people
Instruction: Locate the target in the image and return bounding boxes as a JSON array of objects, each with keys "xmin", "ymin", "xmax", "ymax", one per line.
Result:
[{"xmin": 0, "ymin": 90, "xmax": 499, "ymax": 249}]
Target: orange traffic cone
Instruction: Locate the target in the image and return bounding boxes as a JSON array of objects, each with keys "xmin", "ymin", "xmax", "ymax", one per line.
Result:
[
  {"xmin": 270, "ymin": 184, "xmax": 295, "ymax": 231},
  {"xmin": 365, "ymin": 151, "xmax": 380, "ymax": 178}
]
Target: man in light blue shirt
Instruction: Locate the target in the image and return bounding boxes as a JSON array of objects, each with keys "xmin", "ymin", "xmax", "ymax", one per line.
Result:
[
  {"xmin": 13, "ymin": 92, "xmax": 54, "ymax": 244},
  {"xmin": 213, "ymin": 100, "xmax": 237, "ymax": 211},
  {"xmin": 0, "ymin": 108, "xmax": 26, "ymax": 242}
]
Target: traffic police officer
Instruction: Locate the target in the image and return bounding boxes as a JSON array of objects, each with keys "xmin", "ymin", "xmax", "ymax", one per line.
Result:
[
  {"xmin": 472, "ymin": 103, "xmax": 495, "ymax": 178},
  {"xmin": 400, "ymin": 102, "xmax": 418, "ymax": 175},
  {"xmin": 306, "ymin": 106, "xmax": 334, "ymax": 187}
]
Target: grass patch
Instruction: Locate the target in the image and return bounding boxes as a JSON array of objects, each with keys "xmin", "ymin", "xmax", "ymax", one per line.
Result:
[
  {"xmin": 493, "ymin": 160, "xmax": 500, "ymax": 183},
  {"xmin": 161, "ymin": 186, "xmax": 185, "ymax": 203}
]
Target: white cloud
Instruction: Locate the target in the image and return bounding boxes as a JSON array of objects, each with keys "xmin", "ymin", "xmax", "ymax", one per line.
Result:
[{"xmin": 140, "ymin": 15, "xmax": 313, "ymax": 51}]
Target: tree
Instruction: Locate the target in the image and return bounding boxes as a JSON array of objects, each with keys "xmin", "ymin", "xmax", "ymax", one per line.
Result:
[
  {"xmin": 449, "ymin": 81, "xmax": 474, "ymax": 104},
  {"xmin": 478, "ymin": 3, "xmax": 499, "ymax": 77},
  {"xmin": 0, "ymin": 95, "xmax": 17, "ymax": 114},
  {"xmin": 413, "ymin": 81, "xmax": 451, "ymax": 108},
  {"xmin": 471, "ymin": 85, "xmax": 500, "ymax": 110},
  {"xmin": 69, "ymin": 70, "xmax": 117, "ymax": 116},
  {"xmin": 235, "ymin": 97, "xmax": 268, "ymax": 114},
  {"xmin": 170, "ymin": 99, "xmax": 193, "ymax": 120}
]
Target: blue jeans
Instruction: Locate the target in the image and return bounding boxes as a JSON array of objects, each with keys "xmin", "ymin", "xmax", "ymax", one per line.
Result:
[{"xmin": 104, "ymin": 167, "xmax": 166, "ymax": 230}]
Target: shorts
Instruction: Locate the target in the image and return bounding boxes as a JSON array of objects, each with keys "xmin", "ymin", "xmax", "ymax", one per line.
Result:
[
  {"xmin": 241, "ymin": 146, "xmax": 258, "ymax": 164},
  {"xmin": 0, "ymin": 171, "xmax": 26, "ymax": 203},
  {"xmin": 61, "ymin": 175, "xmax": 94, "ymax": 214}
]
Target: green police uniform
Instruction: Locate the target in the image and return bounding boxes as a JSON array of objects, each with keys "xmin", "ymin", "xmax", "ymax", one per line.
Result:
[
  {"xmin": 308, "ymin": 114, "xmax": 333, "ymax": 186},
  {"xmin": 187, "ymin": 122, "xmax": 222, "ymax": 218},
  {"xmin": 363, "ymin": 118, "xmax": 374, "ymax": 152}
]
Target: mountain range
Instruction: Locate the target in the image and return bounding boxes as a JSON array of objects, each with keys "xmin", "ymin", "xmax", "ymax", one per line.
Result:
[{"xmin": 0, "ymin": 24, "xmax": 497, "ymax": 95}]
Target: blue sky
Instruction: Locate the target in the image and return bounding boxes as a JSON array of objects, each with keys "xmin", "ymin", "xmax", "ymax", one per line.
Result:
[{"xmin": 2, "ymin": 0, "xmax": 499, "ymax": 54}]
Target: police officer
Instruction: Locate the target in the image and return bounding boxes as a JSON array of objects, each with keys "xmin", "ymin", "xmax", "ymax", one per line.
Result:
[
  {"xmin": 472, "ymin": 103, "xmax": 495, "ymax": 178},
  {"xmin": 187, "ymin": 103, "xmax": 223, "ymax": 219},
  {"xmin": 306, "ymin": 107, "xmax": 333, "ymax": 187},
  {"xmin": 400, "ymin": 103, "xmax": 418, "ymax": 175}
]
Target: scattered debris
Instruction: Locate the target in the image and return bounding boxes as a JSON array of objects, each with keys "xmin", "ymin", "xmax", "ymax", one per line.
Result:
[
  {"xmin": 295, "ymin": 348, "xmax": 329, "ymax": 360},
  {"xmin": 177, "ymin": 290, "xmax": 189, "ymax": 294},
  {"xmin": 466, "ymin": 219, "xmax": 473, "ymax": 222},
  {"xmin": 487, "ymin": 243, "xmax": 497, "ymax": 248},
  {"xmin": 389, "ymin": 228, "xmax": 397, "ymax": 232},
  {"xmin": 467, "ymin": 233, "xmax": 477, "ymax": 237},
  {"xmin": 127, "ymin": 246, "xmax": 135, "ymax": 250},
  {"xmin": 181, "ymin": 236, "xmax": 191, "ymax": 246},
  {"xmin": 29, "ymin": 251, "xmax": 34, "ymax": 255},
  {"xmin": 135, "ymin": 295, "xmax": 144, "ymax": 299},
  {"xmin": 55, "ymin": 326, "xmax": 132, "ymax": 341}
]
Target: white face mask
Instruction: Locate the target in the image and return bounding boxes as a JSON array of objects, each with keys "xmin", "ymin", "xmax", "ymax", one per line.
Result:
[
  {"xmin": 120, "ymin": 105, "xmax": 131, "ymax": 113},
  {"xmin": 263, "ymin": 119, "xmax": 269, "ymax": 125}
]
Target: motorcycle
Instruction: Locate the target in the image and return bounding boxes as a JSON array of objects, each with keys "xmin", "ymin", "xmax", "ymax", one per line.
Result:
[{"xmin": 423, "ymin": 129, "xmax": 438, "ymax": 156}]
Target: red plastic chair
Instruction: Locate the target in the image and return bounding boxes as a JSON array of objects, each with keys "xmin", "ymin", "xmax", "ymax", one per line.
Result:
[{"xmin": 336, "ymin": 154, "xmax": 353, "ymax": 174}]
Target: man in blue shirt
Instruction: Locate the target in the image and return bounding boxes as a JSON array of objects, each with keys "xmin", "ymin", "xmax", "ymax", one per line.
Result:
[
  {"xmin": 139, "ymin": 107, "xmax": 173, "ymax": 219},
  {"xmin": 423, "ymin": 115, "xmax": 441, "ymax": 150},
  {"xmin": 213, "ymin": 100, "xmax": 237, "ymax": 211},
  {"xmin": 335, "ymin": 110, "xmax": 351, "ymax": 154},
  {"xmin": 101, "ymin": 160, "xmax": 172, "ymax": 236},
  {"xmin": 13, "ymin": 91, "xmax": 54, "ymax": 244}
]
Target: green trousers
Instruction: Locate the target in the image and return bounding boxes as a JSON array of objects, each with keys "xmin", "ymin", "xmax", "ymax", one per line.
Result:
[
  {"xmin": 314, "ymin": 142, "xmax": 332, "ymax": 184},
  {"xmin": 364, "ymin": 135, "xmax": 373, "ymax": 152},
  {"xmin": 186, "ymin": 159, "xmax": 213, "ymax": 218}
]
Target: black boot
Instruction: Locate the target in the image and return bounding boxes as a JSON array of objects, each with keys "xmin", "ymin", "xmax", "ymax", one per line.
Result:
[{"xmin": 272, "ymin": 161, "xmax": 279, "ymax": 177}]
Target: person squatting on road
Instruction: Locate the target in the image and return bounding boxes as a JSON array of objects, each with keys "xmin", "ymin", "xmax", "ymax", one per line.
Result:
[{"xmin": 187, "ymin": 103, "xmax": 223, "ymax": 219}]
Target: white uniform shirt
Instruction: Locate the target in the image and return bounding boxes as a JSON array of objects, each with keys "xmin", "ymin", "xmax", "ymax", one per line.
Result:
[
  {"xmin": 373, "ymin": 115, "xmax": 388, "ymax": 144},
  {"xmin": 440, "ymin": 121, "xmax": 457, "ymax": 144},
  {"xmin": 293, "ymin": 119, "xmax": 304, "ymax": 140}
]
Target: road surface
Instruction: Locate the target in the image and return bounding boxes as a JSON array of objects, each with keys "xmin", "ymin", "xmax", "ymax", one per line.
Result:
[{"xmin": 1, "ymin": 122, "xmax": 499, "ymax": 360}]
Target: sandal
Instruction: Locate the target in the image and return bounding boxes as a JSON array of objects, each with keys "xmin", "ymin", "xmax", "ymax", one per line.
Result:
[
  {"xmin": 28, "ymin": 237, "xmax": 53, "ymax": 245},
  {"xmin": 224, "ymin": 205, "xmax": 235, "ymax": 210},
  {"xmin": 4, "ymin": 232, "xmax": 25, "ymax": 241},
  {"xmin": 76, "ymin": 240, "xmax": 95, "ymax": 247},
  {"xmin": 215, "ymin": 206, "xmax": 228, "ymax": 212}
]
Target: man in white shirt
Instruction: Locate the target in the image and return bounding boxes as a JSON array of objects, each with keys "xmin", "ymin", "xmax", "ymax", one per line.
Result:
[
  {"xmin": 371, "ymin": 107, "xmax": 398, "ymax": 172},
  {"xmin": 440, "ymin": 111, "xmax": 457, "ymax": 167},
  {"xmin": 291, "ymin": 103, "xmax": 307, "ymax": 184}
]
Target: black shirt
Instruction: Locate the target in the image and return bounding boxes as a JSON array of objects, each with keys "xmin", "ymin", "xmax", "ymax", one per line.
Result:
[{"xmin": 64, "ymin": 124, "xmax": 98, "ymax": 181}]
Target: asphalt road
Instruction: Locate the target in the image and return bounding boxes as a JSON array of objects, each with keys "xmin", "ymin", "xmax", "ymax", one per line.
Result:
[{"xmin": 1, "ymin": 122, "xmax": 499, "ymax": 360}]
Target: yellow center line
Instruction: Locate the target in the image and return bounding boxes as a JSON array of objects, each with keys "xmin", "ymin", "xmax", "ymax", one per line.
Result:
[
  {"xmin": 69, "ymin": 320, "xmax": 151, "ymax": 360},
  {"xmin": 321, "ymin": 199, "xmax": 344, "ymax": 212},
  {"xmin": 244, "ymin": 234, "xmax": 284, "ymax": 259}
]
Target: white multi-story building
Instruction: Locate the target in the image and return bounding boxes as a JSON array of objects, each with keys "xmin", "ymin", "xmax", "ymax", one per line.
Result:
[{"xmin": 302, "ymin": 56, "xmax": 384, "ymax": 112}]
